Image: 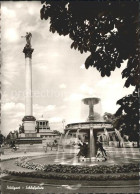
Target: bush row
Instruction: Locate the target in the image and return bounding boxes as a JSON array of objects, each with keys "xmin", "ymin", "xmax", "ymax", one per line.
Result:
[{"xmin": 43, "ymin": 163, "xmax": 139, "ymax": 174}]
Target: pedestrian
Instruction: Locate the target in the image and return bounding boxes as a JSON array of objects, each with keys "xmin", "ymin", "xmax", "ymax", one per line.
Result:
[{"xmin": 45, "ymin": 142, "xmax": 48, "ymax": 153}]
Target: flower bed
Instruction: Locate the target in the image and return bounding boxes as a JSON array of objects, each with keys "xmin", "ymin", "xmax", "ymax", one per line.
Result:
[
  {"xmin": 15, "ymin": 157, "xmax": 45, "ymax": 171},
  {"xmin": 15, "ymin": 157, "xmax": 139, "ymax": 174},
  {"xmin": 1, "ymin": 157, "xmax": 138, "ymax": 181}
]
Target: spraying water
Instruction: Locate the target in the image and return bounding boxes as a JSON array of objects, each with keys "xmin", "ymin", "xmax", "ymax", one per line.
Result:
[
  {"xmin": 61, "ymin": 130, "xmax": 70, "ymax": 164},
  {"xmin": 114, "ymin": 129, "xmax": 129, "ymax": 162},
  {"xmin": 72, "ymin": 128, "xmax": 80, "ymax": 164},
  {"xmin": 55, "ymin": 134, "xmax": 63, "ymax": 163}
]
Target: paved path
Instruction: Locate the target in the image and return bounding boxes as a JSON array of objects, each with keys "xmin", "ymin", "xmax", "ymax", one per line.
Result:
[
  {"xmin": 1, "ymin": 179, "xmax": 139, "ymax": 194},
  {"xmin": 1, "ymin": 148, "xmax": 139, "ymax": 172},
  {"xmin": 1, "ymin": 151, "xmax": 61, "ymax": 176},
  {"xmin": 1, "ymin": 151, "xmax": 48, "ymax": 160}
]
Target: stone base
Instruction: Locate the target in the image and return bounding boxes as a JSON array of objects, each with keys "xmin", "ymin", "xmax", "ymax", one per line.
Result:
[
  {"xmin": 19, "ymin": 133, "xmax": 37, "ymax": 138},
  {"xmin": 90, "ymin": 157, "xmax": 97, "ymax": 161},
  {"xmin": 24, "ymin": 120, "xmax": 36, "ymax": 133},
  {"xmin": 16, "ymin": 136, "xmax": 42, "ymax": 144},
  {"xmin": 20, "ymin": 133, "xmax": 26, "ymax": 138},
  {"xmin": 78, "ymin": 157, "xmax": 98, "ymax": 162},
  {"xmin": 37, "ymin": 133, "xmax": 40, "ymax": 137},
  {"xmin": 88, "ymin": 116, "xmax": 94, "ymax": 121}
]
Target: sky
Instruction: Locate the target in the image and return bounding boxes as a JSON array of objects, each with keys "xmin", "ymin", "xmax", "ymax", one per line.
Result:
[{"xmin": 1, "ymin": 1, "xmax": 134, "ymax": 135}]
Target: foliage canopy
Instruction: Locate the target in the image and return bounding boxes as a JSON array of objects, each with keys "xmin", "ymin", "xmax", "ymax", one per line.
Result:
[
  {"xmin": 41, "ymin": 1, "xmax": 139, "ymax": 87},
  {"xmin": 40, "ymin": 1, "xmax": 139, "ymax": 136}
]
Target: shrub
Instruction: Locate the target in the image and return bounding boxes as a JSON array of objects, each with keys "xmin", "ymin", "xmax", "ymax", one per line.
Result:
[{"xmin": 5, "ymin": 170, "xmax": 139, "ymax": 181}]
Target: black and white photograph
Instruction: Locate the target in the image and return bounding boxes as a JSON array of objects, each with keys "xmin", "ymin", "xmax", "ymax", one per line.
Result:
[{"xmin": 0, "ymin": 1, "xmax": 139, "ymax": 193}]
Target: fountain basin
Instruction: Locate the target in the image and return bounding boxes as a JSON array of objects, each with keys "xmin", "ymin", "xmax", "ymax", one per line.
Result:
[
  {"xmin": 82, "ymin": 97, "xmax": 100, "ymax": 105},
  {"xmin": 65, "ymin": 121, "xmax": 113, "ymax": 132},
  {"xmin": 65, "ymin": 121, "xmax": 113, "ymax": 159}
]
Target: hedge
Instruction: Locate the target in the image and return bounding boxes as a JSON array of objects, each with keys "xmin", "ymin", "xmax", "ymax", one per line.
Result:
[{"xmin": 3, "ymin": 170, "xmax": 139, "ymax": 181}]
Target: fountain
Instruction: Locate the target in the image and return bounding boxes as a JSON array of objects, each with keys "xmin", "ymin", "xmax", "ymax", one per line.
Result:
[
  {"xmin": 65, "ymin": 97, "xmax": 113, "ymax": 161},
  {"xmin": 82, "ymin": 97, "xmax": 100, "ymax": 121}
]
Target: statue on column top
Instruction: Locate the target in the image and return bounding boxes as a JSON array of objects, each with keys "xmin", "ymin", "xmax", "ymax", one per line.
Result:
[
  {"xmin": 22, "ymin": 32, "xmax": 34, "ymax": 58},
  {"xmin": 21, "ymin": 32, "xmax": 32, "ymax": 48}
]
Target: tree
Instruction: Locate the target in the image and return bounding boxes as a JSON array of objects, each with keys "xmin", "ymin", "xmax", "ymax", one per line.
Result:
[
  {"xmin": 19, "ymin": 124, "xmax": 24, "ymax": 133},
  {"xmin": 40, "ymin": 1, "xmax": 139, "ymax": 137},
  {"xmin": 115, "ymin": 89, "xmax": 139, "ymax": 146},
  {"xmin": 13, "ymin": 130, "xmax": 19, "ymax": 138},
  {"xmin": 6, "ymin": 130, "xmax": 18, "ymax": 145},
  {"xmin": 53, "ymin": 130, "xmax": 62, "ymax": 136},
  {"xmin": 40, "ymin": 1, "xmax": 139, "ymax": 82},
  {"xmin": 103, "ymin": 112, "xmax": 115, "ymax": 123},
  {"xmin": 0, "ymin": 132, "xmax": 5, "ymax": 145},
  {"xmin": 104, "ymin": 100, "xmax": 139, "ymax": 147}
]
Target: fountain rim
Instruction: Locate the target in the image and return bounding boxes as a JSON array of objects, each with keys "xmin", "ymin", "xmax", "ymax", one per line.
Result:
[
  {"xmin": 82, "ymin": 97, "xmax": 100, "ymax": 100},
  {"xmin": 82, "ymin": 97, "xmax": 100, "ymax": 104},
  {"xmin": 66, "ymin": 121, "xmax": 112, "ymax": 127}
]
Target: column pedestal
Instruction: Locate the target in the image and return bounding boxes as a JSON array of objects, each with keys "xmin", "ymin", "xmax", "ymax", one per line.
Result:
[{"xmin": 24, "ymin": 121, "xmax": 36, "ymax": 133}]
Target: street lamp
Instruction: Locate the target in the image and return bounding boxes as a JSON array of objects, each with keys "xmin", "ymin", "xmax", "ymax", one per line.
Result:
[{"xmin": 62, "ymin": 119, "xmax": 65, "ymax": 133}]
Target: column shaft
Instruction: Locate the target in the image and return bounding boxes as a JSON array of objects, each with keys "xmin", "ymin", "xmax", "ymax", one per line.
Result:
[
  {"xmin": 25, "ymin": 57, "xmax": 32, "ymax": 115},
  {"xmin": 90, "ymin": 128, "xmax": 96, "ymax": 158}
]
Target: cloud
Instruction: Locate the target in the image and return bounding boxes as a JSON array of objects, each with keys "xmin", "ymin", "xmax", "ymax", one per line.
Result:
[
  {"xmin": 64, "ymin": 93, "xmax": 84, "ymax": 102},
  {"xmin": 2, "ymin": 6, "xmax": 16, "ymax": 18},
  {"xmin": 80, "ymin": 84, "xmax": 97, "ymax": 96},
  {"xmin": 2, "ymin": 102, "xmax": 24, "ymax": 112},
  {"xmin": 49, "ymin": 117, "xmax": 63, "ymax": 123},
  {"xmin": 80, "ymin": 64, "xmax": 85, "ymax": 69},
  {"xmin": 59, "ymin": 105, "xmax": 66, "ymax": 109},
  {"xmin": 4, "ymin": 28, "xmax": 19, "ymax": 42},
  {"xmin": 46, "ymin": 105, "xmax": 56, "ymax": 111},
  {"xmin": 59, "ymin": 84, "xmax": 66, "ymax": 89},
  {"xmin": 101, "ymin": 99, "xmax": 120, "ymax": 114},
  {"xmin": 1, "ymin": 102, "xmax": 25, "ymax": 135},
  {"xmin": 50, "ymin": 52, "xmax": 60, "ymax": 57},
  {"xmin": 33, "ymin": 104, "xmax": 56, "ymax": 116},
  {"xmin": 96, "ymin": 78, "xmax": 111, "ymax": 87},
  {"xmin": 28, "ymin": 7, "xmax": 35, "ymax": 15}
]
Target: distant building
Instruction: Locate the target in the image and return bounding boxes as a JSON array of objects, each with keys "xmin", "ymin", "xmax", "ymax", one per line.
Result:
[{"xmin": 36, "ymin": 117, "xmax": 59, "ymax": 141}]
